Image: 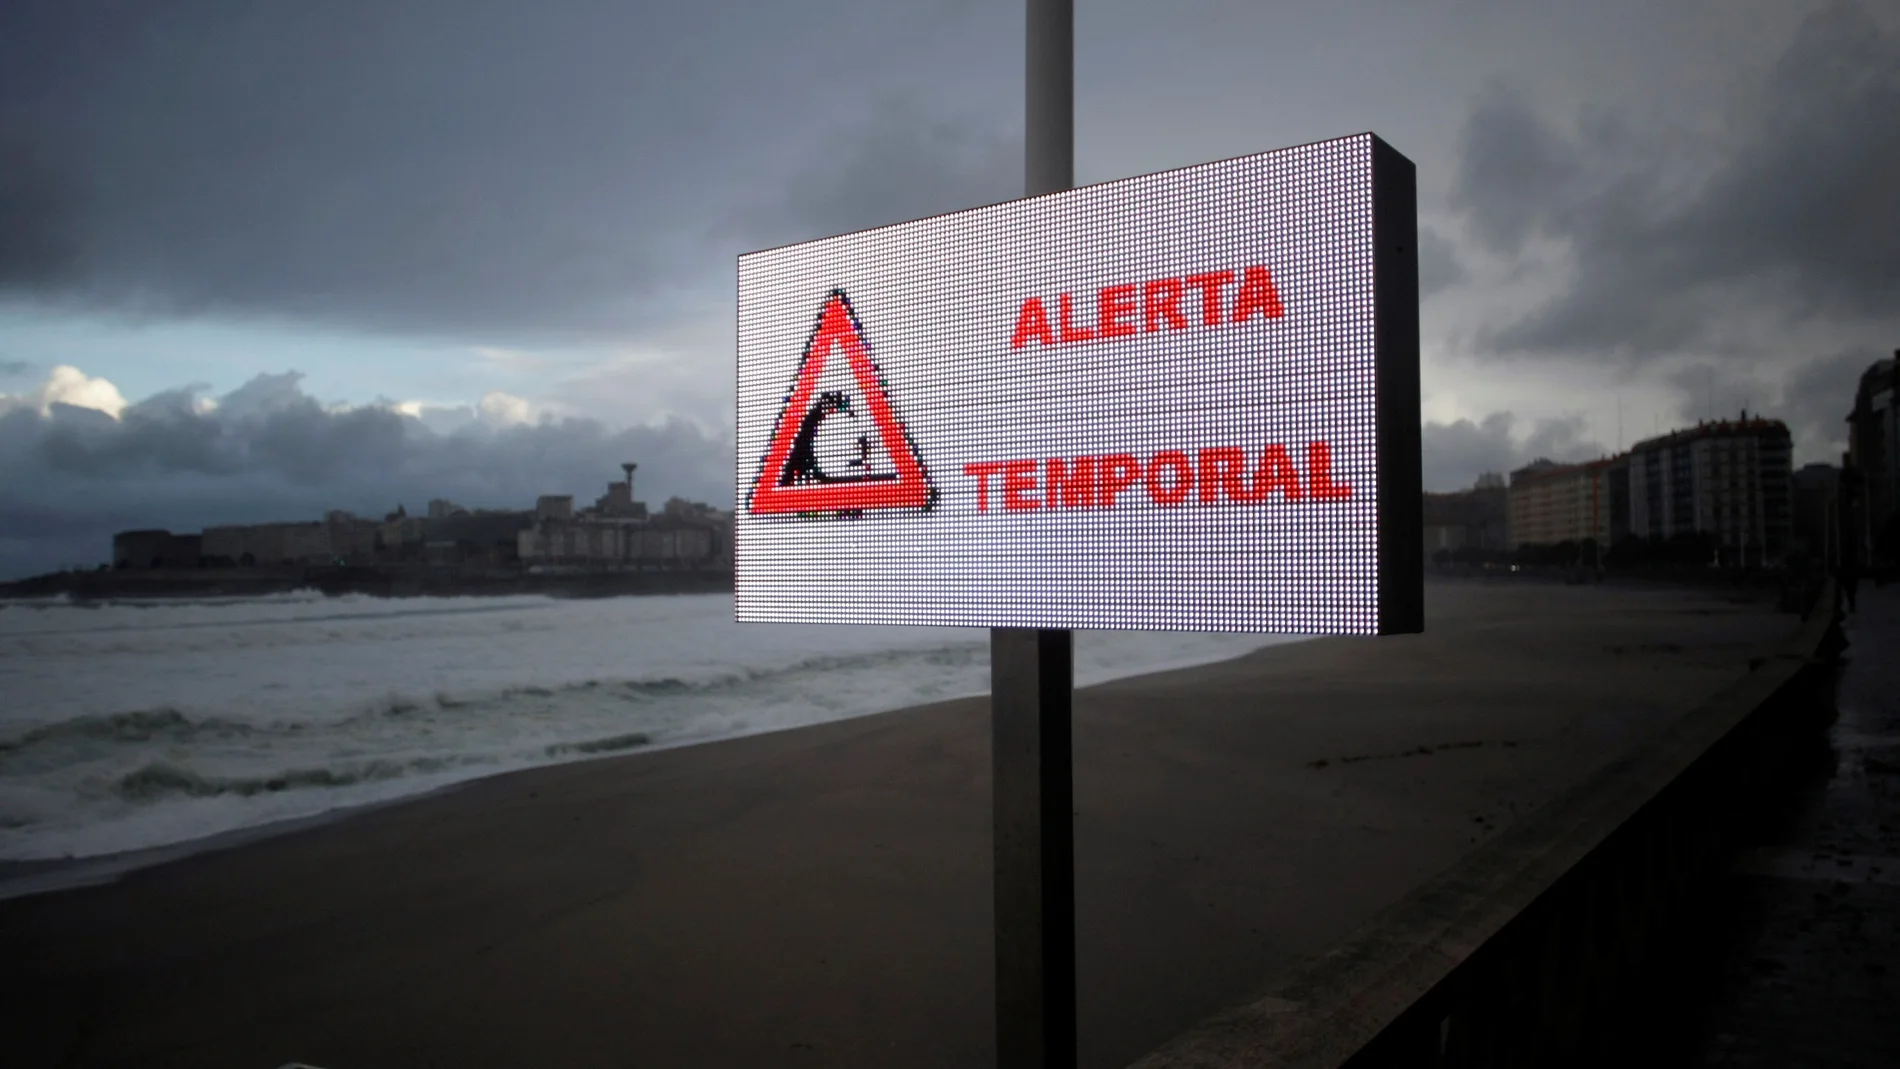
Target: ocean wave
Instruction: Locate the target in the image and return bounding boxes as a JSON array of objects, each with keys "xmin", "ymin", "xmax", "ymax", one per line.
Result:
[
  {"xmin": 1, "ymin": 594, "xmax": 1298, "ymax": 862},
  {"xmin": 0, "ymin": 640, "xmax": 984, "ymax": 774},
  {"xmin": 12, "ymin": 598, "xmax": 553, "ymax": 642},
  {"xmin": 0, "ymin": 641, "xmax": 980, "ymax": 797},
  {"xmin": 415, "ymin": 643, "xmax": 988, "ymax": 717},
  {"xmin": 544, "ymin": 732, "xmax": 652, "ymax": 757},
  {"xmin": 0, "ymin": 707, "xmax": 259, "ymax": 754},
  {"xmin": 113, "ymin": 754, "xmax": 497, "ymax": 801},
  {"xmin": 0, "ymin": 633, "xmax": 1236, "ymax": 772},
  {"xmin": 0, "ymin": 591, "xmax": 76, "ymax": 608},
  {"xmin": 0, "ymin": 588, "xmax": 338, "ymax": 612}
]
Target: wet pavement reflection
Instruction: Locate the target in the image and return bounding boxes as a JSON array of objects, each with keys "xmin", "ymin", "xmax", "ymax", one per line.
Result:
[{"xmin": 1685, "ymin": 583, "xmax": 1900, "ymax": 1066}]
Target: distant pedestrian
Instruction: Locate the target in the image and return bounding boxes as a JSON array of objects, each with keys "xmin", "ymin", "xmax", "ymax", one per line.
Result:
[{"xmin": 1840, "ymin": 559, "xmax": 1860, "ymax": 613}]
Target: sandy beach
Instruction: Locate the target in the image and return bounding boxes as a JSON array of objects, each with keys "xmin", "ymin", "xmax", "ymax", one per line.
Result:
[{"xmin": 0, "ymin": 578, "xmax": 1795, "ymax": 1069}]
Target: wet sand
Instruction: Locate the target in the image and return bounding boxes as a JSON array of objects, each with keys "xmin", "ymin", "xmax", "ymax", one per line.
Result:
[{"xmin": 0, "ymin": 579, "xmax": 1794, "ymax": 1069}]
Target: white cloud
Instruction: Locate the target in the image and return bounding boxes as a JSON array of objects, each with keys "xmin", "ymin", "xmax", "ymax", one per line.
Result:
[
  {"xmin": 0, "ymin": 365, "xmax": 555, "ymax": 443},
  {"xmin": 476, "ymin": 391, "xmax": 539, "ymax": 426},
  {"xmin": 0, "ymin": 365, "xmax": 129, "ymax": 419},
  {"xmin": 386, "ymin": 391, "xmax": 549, "ymax": 437}
]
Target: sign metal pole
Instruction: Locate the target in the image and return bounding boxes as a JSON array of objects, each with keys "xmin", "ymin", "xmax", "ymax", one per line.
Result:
[
  {"xmin": 995, "ymin": 5, "xmax": 1076, "ymax": 1069},
  {"xmin": 992, "ymin": 628, "xmax": 1075, "ymax": 1069},
  {"xmin": 738, "ymin": 1, "xmax": 1417, "ymax": 1057}
]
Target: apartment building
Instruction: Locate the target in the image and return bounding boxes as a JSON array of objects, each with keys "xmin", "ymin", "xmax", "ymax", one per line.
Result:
[
  {"xmin": 1627, "ymin": 413, "xmax": 1792, "ymax": 566},
  {"xmin": 1844, "ymin": 353, "xmax": 1897, "ymax": 564},
  {"xmin": 1506, "ymin": 456, "xmax": 1622, "ymax": 549}
]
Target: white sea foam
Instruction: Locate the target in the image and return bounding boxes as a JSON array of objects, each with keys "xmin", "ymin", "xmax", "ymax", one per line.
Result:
[{"xmin": 0, "ymin": 591, "xmax": 1307, "ymax": 862}]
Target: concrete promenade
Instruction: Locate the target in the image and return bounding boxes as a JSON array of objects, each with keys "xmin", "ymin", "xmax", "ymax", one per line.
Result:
[{"xmin": 1682, "ymin": 582, "xmax": 1900, "ymax": 1066}]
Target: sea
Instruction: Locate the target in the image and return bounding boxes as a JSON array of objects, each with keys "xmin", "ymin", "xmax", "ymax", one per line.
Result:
[{"xmin": 0, "ymin": 591, "xmax": 1306, "ymax": 873}]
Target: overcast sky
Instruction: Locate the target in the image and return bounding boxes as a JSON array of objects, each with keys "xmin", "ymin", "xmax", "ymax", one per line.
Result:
[{"xmin": 1, "ymin": 0, "xmax": 1895, "ymax": 578}]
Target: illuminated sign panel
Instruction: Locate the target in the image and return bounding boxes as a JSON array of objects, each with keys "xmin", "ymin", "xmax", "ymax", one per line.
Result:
[{"xmin": 736, "ymin": 132, "xmax": 1420, "ymax": 635}]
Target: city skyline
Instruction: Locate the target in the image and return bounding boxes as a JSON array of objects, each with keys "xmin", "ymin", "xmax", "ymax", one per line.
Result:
[
  {"xmin": 63, "ymin": 407, "xmax": 1817, "ymax": 579},
  {"xmin": 3, "ymin": 1, "xmax": 1897, "ymax": 580},
  {"xmin": 0, "ymin": 361, "xmax": 1884, "ymax": 581}
]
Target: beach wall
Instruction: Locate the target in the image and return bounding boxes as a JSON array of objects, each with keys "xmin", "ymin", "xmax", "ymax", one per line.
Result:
[{"xmin": 1129, "ymin": 581, "xmax": 1843, "ymax": 1068}]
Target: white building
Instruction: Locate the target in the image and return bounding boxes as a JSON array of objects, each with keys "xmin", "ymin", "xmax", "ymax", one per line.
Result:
[
  {"xmin": 1506, "ymin": 458, "xmax": 1619, "ymax": 549},
  {"xmin": 517, "ymin": 469, "xmax": 729, "ymax": 570},
  {"xmin": 1627, "ymin": 414, "xmax": 1793, "ymax": 566}
]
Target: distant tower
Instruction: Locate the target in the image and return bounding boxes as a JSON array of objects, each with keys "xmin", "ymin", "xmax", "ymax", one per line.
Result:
[{"xmin": 621, "ymin": 462, "xmax": 637, "ymax": 495}]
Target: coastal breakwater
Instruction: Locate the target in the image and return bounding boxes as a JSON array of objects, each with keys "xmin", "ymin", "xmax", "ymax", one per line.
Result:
[
  {"xmin": 1130, "ymin": 581, "xmax": 1843, "ymax": 1068},
  {"xmin": 0, "ymin": 564, "xmax": 735, "ymax": 602}
]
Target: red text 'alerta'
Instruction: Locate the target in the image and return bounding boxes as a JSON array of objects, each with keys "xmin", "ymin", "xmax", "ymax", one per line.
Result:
[
  {"xmin": 962, "ymin": 443, "xmax": 1352, "ymax": 512},
  {"xmin": 1011, "ymin": 266, "xmax": 1286, "ymax": 349}
]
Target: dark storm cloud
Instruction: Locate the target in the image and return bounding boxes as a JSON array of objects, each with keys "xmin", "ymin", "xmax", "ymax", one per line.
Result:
[
  {"xmin": 1661, "ymin": 362, "xmax": 1778, "ymax": 427},
  {"xmin": 0, "ymin": 1, "xmax": 1011, "ymax": 343},
  {"xmin": 1446, "ymin": 83, "xmax": 1587, "ymax": 259},
  {"xmin": 0, "ymin": 122, "xmax": 82, "ymax": 291},
  {"xmin": 1659, "ymin": 345, "xmax": 1882, "ymax": 465},
  {"xmin": 1452, "ymin": 1, "xmax": 1900, "ymax": 360},
  {"xmin": 733, "ymin": 96, "xmax": 1022, "ymax": 250},
  {"xmin": 1773, "ymin": 348, "xmax": 1876, "ymax": 465},
  {"xmin": 0, "ymin": 372, "xmax": 733, "ymax": 580},
  {"xmin": 34, "ymin": 396, "xmax": 236, "ymax": 480},
  {"xmin": 1420, "ymin": 412, "xmax": 1611, "ymax": 492},
  {"xmin": 1676, "ymin": 346, "xmax": 1885, "ymax": 466},
  {"xmin": 1417, "ymin": 226, "xmax": 1469, "ymax": 299}
]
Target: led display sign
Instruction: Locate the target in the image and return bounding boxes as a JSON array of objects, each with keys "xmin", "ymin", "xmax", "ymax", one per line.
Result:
[{"xmin": 736, "ymin": 132, "xmax": 1420, "ymax": 634}]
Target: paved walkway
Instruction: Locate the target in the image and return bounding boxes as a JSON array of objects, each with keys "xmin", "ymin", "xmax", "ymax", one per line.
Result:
[{"xmin": 1684, "ymin": 583, "xmax": 1900, "ymax": 1066}]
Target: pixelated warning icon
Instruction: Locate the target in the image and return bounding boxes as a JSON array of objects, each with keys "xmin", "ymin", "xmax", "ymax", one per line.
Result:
[{"xmin": 748, "ymin": 291, "xmax": 935, "ymax": 516}]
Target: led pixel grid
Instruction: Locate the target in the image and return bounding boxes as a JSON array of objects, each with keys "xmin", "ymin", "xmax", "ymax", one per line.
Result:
[{"xmin": 736, "ymin": 132, "xmax": 1420, "ymax": 635}]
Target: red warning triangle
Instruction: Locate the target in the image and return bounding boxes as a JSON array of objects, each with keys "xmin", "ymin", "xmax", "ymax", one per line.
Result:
[{"xmin": 747, "ymin": 291, "xmax": 935, "ymax": 516}]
